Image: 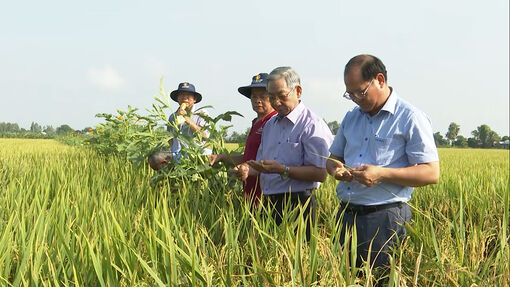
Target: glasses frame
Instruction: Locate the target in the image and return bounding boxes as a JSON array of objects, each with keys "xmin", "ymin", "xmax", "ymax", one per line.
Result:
[
  {"xmin": 343, "ymin": 79, "xmax": 374, "ymax": 100},
  {"xmin": 268, "ymin": 86, "xmax": 295, "ymax": 103}
]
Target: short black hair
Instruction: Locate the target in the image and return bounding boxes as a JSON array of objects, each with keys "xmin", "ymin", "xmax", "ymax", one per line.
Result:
[{"xmin": 344, "ymin": 54, "xmax": 388, "ymax": 82}]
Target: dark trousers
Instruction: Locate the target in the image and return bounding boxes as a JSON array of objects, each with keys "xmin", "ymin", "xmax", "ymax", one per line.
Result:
[
  {"xmin": 264, "ymin": 190, "xmax": 316, "ymax": 240},
  {"xmin": 337, "ymin": 202, "xmax": 411, "ymax": 268}
]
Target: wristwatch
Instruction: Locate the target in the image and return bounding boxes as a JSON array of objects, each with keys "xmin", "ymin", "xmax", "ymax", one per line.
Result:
[{"xmin": 280, "ymin": 165, "xmax": 290, "ymax": 179}]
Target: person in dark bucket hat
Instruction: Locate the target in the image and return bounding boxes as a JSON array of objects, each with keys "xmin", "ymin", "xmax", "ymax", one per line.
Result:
[
  {"xmin": 209, "ymin": 73, "xmax": 276, "ymax": 207},
  {"xmin": 238, "ymin": 73, "xmax": 269, "ymax": 98},
  {"xmin": 148, "ymin": 81, "xmax": 210, "ymax": 170},
  {"xmin": 170, "ymin": 82, "xmax": 202, "ymax": 103}
]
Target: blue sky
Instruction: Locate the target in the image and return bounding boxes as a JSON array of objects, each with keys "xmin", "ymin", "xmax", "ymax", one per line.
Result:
[{"xmin": 1, "ymin": 0, "xmax": 508, "ymax": 137}]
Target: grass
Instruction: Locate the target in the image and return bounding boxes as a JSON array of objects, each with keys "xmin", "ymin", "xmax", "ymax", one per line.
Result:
[{"xmin": 0, "ymin": 139, "xmax": 508, "ymax": 286}]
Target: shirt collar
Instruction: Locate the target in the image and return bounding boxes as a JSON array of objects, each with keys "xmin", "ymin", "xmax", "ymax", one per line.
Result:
[
  {"xmin": 380, "ymin": 87, "xmax": 397, "ymax": 115},
  {"xmin": 358, "ymin": 87, "xmax": 397, "ymax": 117},
  {"xmin": 278, "ymin": 101, "xmax": 305, "ymax": 124}
]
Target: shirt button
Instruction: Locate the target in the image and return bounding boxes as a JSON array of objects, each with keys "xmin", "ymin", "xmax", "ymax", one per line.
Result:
[
  {"xmin": 364, "ymin": 137, "xmax": 368, "ymax": 141},
  {"xmin": 347, "ymin": 187, "xmax": 351, "ymax": 190},
  {"xmin": 359, "ymin": 154, "xmax": 362, "ymax": 157},
  {"xmin": 278, "ymin": 141, "xmax": 281, "ymax": 144}
]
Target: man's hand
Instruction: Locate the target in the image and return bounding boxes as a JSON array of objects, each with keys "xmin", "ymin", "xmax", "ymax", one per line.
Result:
[
  {"xmin": 232, "ymin": 163, "xmax": 250, "ymax": 181},
  {"xmin": 176, "ymin": 108, "xmax": 186, "ymax": 116},
  {"xmin": 326, "ymin": 157, "xmax": 353, "ymax": 182},
  {"xmin": 208, "ymin": 154, "xmax": 224, "ymax": 166},
  {"xmin": 176, "ymin": 104, "xmax": 192, "ymax": 124},
  {"xmin": 351, "ymin": 164, "xmax": 383, "ymax": 187},
  {"xmin": 246, "ymin": 160, "xmax": 285, "ymax": 174}
]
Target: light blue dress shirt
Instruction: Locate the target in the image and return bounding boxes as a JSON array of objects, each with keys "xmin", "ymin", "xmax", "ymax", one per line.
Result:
[
  {"xmin": 329, "ymin": 89, "xmax": 439, "ymax": 205},
  {"xmin": 257, "ymin": 102, "xmax": 334, "ymax": 195}
]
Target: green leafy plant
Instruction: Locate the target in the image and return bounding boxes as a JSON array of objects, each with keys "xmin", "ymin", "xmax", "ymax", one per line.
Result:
[{"xmin": 87, "ymin": 79, "xmax": 243, "ymax": 187}]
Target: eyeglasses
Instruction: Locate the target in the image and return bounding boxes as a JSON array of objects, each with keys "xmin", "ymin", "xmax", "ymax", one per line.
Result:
[
  {"xmin": 342, "ymin": 79, "xmax": 374, "ymax": 100},
  {"xmin": 250, "ymin": 92, "xmax": 269, "ymax": 100},
  {"xmin": 268, "ymin": 86, "xmax": 295, "ymax": 103}
]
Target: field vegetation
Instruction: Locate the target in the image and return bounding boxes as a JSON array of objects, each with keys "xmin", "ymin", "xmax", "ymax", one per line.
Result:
[
  {"xmin": 0, "ymin": 84, "xmax": 508, "ymax": 286},
  {"xmin": 0, "ymin": 139, "xmax": 508, "ymax": 286}
]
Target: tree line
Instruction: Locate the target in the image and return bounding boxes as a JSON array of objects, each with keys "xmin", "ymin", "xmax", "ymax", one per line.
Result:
[
  {"xmin": 2, "ymin": 120, "xmax": 508, "ymax": 149},
  {"xmin": 225, "ymin": 120, "xmax": 509, "ymax": 149},
  {"xmin": 0, "ymin": 122, "xmax": 91, "ymax": 138},
  {"xmin": 434, "ymin": 122, "xmax": 508, "ymax": 149}
]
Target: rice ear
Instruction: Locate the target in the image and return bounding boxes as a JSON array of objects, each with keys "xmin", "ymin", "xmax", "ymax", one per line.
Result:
[{"xmin": 311, "ymin": 152, "xmax": 354, "ymax": 171}]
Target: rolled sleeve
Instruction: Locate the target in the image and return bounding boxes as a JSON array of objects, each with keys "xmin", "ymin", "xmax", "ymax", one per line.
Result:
[
  {"xmin": 329, "ymin": 118, "xmax": 346, "ymax": 158},
  {"xmin": 303, "ymin": 120, "xmax": 334, "ymax": 168},
  {"xmin": 405, "ymin": 111, "xmax": 439, "ymax": 165}
]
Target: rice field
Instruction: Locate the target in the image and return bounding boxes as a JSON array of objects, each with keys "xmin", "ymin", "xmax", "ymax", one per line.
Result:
[{"xmin": 0, "ymin": 138, "xmax": 508, "ymax": 286}]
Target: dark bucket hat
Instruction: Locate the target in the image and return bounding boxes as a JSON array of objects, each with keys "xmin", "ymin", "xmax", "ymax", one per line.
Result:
[
  {"xmin": 170, "ymin": 82, "xmax": 202, "ymax": 103},
  {"xmin": 238, "ymin": 73, "xmax": 268, "ymax": 98}
]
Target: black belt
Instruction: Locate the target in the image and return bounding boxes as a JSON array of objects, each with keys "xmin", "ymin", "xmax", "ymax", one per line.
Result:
[
  {"xmin": 267, "ymin": 189, "xmax": 315, "ymax": 200},
  {"xmin": 340, "ymin": 201, "xmax": 403, "ymax": 215}
]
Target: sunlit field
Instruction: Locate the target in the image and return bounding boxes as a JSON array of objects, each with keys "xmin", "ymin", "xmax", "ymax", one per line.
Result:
[{"xmin": 0, "ymin": 139, "xmax": 508, "ymax": 286}]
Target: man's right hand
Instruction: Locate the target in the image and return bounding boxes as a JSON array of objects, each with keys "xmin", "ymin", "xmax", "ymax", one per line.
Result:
[{"xmin": 326, "ymin": 156, "xmax": 353, "ymax": 182}]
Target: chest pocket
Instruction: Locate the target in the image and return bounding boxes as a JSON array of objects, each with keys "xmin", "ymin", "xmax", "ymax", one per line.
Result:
[
  {"xmin": 370, "ymin": 136, "xmax": 394, "ymax": 166},
  {"xmin": 279, "ymin": 142, "xmax": 303, "ymax": 166}
]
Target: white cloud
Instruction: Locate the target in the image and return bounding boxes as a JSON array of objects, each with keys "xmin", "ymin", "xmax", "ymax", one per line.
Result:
[{"xmin": 88, "ymin": 65, "xmax": 125, "ymax": 92}]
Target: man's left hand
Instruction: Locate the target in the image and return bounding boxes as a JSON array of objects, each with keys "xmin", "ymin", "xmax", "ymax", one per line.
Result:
[
  {"xmin": 246, "ymin": 160, "xmax": 284, "ymax": 174},
  {"xmin": 351, "ymin": 164, "xmax": 384, "ymax": 187},
  {"xmin": 232, "ymin": 163, "xmax": 250, "ymax": 181}
]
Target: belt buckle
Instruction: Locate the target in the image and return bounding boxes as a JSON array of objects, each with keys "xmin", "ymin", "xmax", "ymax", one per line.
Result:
[{"xmin": 342, "ymin": 203, "xmax": 376, "ymax": 214}]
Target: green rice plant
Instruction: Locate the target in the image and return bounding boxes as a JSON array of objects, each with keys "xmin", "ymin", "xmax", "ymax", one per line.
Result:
[{"xmin": 0, "ymin": 140, "xmax": 508, "ymax": 286}]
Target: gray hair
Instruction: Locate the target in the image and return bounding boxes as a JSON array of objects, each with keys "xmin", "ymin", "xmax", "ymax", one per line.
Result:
[
  {"xmin": 267, "ymin": 67, "xmax": 301, "ymax": 89},
  {"xmin": 148, "ymin": 151, "xmax": 171, "ymax": 165}
]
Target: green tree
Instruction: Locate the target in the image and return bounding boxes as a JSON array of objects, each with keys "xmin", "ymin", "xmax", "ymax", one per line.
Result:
[
  {"xmin": 226, "ymin": 128, "xmax": 249, "ymax": 143},
  {"xmin": 30, "ymin": 122, "xmax": 42, "ymax": 133},
  {"xmin": 327, "ymin": 120, "xmax": 340, "ymax": 134},
  {"xmin": 471, "ymin": 124, "xmax": 500, "ymax": 148},
  {"xmin": 0, "ymin": 122, "xmax": 20, "ymax": 133},
  {"xmin": 82, "ymin": 127, "xmax": 94, "ymax": 134},
  {"xmin": 446, "ymin": 122, "xmax": 460, "ymax": 146},
  {"xmin": 44, "ymin": 125, "xmax": 55, "ymax": 135},
  {"xmin": 56, "ymin": 124, "xmax": 74, "ymax": 135},
  {"xmin": 467, "ymin": 137, "xmax": 478, "ymax": 148},
  {"xmin": 454, "ymin": 135, "xmax": 468, "ymax": 148},
  {"xmin": 227, "ymin": 131, "xmax": 241, "ymax": 143},
  {"xmin": 433, "ymin": 132, "xmax": 448, "ymax": 147}
]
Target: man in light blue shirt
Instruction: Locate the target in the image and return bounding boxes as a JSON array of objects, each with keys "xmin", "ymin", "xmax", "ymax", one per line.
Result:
[
  {"xmin": 236, "ymin": 67, "xmax": 334, "ymax": 240},
  {"xmin": 327, "ymin": 55, "xmax": 439, "ymax": 268}
]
